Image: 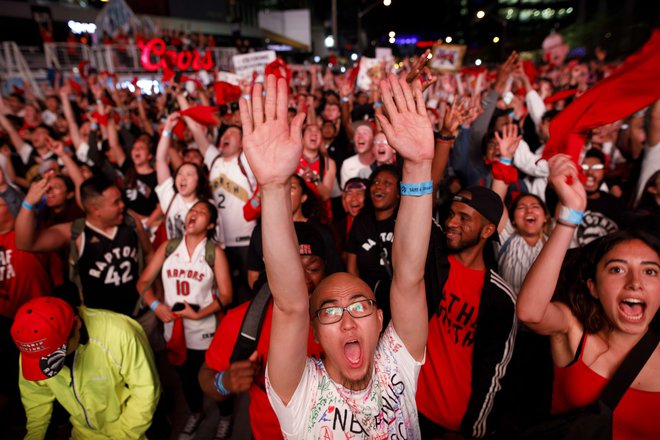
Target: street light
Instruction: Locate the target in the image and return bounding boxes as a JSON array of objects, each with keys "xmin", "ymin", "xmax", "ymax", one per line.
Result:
[
  {"xmin": 389, "ymin": 37, "xmax": 396, "ymax": 44},
  {"xmin": 445, "ymin": 36, "xmax": 453, "ymax": 43},
  {"xmin": 476, "ymin": 10, "xmax": 485, "ymax": 19},
  {"xmin": 383, "ymin": 0, "xmax": 392, "ymax": 6},
  {"xmin": 493, "ymin": 36, "xmax": 500, "ymax": 43},
  {"xmin": 388, "ymin": 31, "xmax": 396, "ymax": 38},
  {"xmin": 324, "ymin": 35, "xmax": 335, "ymax": 48},
  {"xmin": 351, "ymin": 53, "xmax": 359, "ymax": 61},
  {"xmin": 475, "ymin": 58, "xmax": 482, "ymax": 66}
]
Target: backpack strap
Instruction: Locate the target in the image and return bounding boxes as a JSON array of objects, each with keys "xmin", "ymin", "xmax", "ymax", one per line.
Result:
[
  {"xmin": 204, "ymin": 238, "xmax": 216, "ymax": 269},
  {"xmin": 237, "ymin": 154, "xmax": 256, "ymax": 193},
  {"xmin": 139, "ymin": 237, "xmax": 182, "ymax": 297},
  {"xmin": 68, "ymin": 218, "xmax": 87, "ymax": 301},
  {"xmin": 229, "ymin": 282, "xmax": 272, "ymax": 363},
  {"xmin": 599, "ymin": 313, "xmax": 660, "ymax": 410},
  {"xmin": 497, "ymin": 233, "xmax": 516, "ymax": 260}
]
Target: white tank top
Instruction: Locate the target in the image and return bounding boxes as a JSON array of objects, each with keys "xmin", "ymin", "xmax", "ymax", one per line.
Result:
[{"xmin": 161, "ymin": 237, "xmax": 217, "ymax": 350}]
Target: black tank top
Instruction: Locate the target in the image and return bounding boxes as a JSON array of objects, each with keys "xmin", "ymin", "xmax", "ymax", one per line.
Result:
[{"xmin": 77, "ymin": 223, "xmax": 140, "ymax": 316}]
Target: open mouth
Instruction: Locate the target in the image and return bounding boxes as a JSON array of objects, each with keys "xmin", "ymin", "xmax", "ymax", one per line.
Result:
[
  {"xmin": 618, "ymin": 298, "xmax": 645, "ymax": 322},
  {"xmin": 524, "ymin": 216, "xmax": 538, "ymax": 226},
  {"xmin": 344, "ymin": 339, "xmax": 363, "ymax": 368}
]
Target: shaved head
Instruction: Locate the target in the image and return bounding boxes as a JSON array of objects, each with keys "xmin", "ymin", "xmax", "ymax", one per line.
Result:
[{"xmin": 311, "ymin": 272, "xmax": 376, "ymax": 312}]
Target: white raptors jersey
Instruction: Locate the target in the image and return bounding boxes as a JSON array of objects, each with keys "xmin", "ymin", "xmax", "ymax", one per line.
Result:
[
  {"xmin": 205, "ymin": 147, "xmax": 257, "ymax": 247},
  {"xmin": 162, "ymin": 238, "xmax": 218, "ymax": 350}
]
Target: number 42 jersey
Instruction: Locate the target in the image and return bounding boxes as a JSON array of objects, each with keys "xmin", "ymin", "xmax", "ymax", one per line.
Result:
[
  {"xmin": 77, "ymin": 222, "xmax": 140, "ymax": 316},
  {"xmin": 161, "ymin": 237, "xmax": 218, "ymax": 350}
]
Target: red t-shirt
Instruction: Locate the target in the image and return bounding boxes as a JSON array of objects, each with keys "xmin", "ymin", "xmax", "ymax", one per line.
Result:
[
  {"xmin": 416, "ymin": 255, "xmax": 485, "ymax": 430},
  {"xmin": 552, "ymin": 334, "xmax": 660, "ymax": 440},
  {"xmin": 206, "ymin": 299, "xmax": 323, "ymax": 440},
  {"xmin": 0, "ymin": 230, "xmax": 57, "ymax": 319}
]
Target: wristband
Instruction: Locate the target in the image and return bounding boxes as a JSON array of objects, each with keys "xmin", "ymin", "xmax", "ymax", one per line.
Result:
[
  {"xmin": 241, "ymin": 94, "xmax": 251, "ymax": 101},
  {"xmin": 437, "ymin": 133, "xmax": 456, "ymax": 141},
  {"xmin": 250, "ymin": 198, "xmax": 260, "ymax": 208},
  {"xmin": 90, "ymin": 123, "xmax": 99, "ymax": 130},
  {"xmin": 162, "ymin": 130, "xmax": 172, "ymax": 138},
  {"xmin": 150, "ymin": 300, "xmax": 161, "ymax": 311},
  {"xmin": 558, "ymin": 206, "xmax": 584, "ymax": 226},
  {"xmin": 498, "ymin": 157, "xmax": 513, "ymax": 166},
  {"xmin": 214, "ymin": 371, "xmax": 231, "ymax": 395},
  {"xmin": 556, "ymin": 219, "xmax": 579, "ymax": 229},
  {"xmin": 341, "ymin": 96, "xmax": 350, "ymax": 103},
  {"xmin": 136, "ymin": 95, "xmax": 143, "ymax": 102},
  {"xmin": 373, "ymin": 101, "xmax": 383, "ymax": 107},
  {"xmin": 21, "ymin": 200, "xmax": 35, "ymax": 211},
  {"xmin": 400, "ymin": 180, "xmax": 433, "ymax": 196}
]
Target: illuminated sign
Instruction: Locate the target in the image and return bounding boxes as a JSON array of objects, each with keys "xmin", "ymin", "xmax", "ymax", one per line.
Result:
[
  {"xmin": 67, "ymin": 20, "xmax": 96, "ymax": 35},
  {"xmin": 140, "ymin": 38, "xmax": 213, "ymax": 72}
]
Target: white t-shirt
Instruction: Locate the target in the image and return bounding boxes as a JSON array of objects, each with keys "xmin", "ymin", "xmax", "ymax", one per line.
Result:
[
  {"xmin": 266, "ymin": 323, "xmax": 424, "ymax": 439},
  {"xmin": 340, "ymin": 154, "xmax": 373, "ymax": 189},
  {"xmin": 496, "ymin": 221, "xmax": 546, "ymax": 294},
  {"xmin": 162, "ymin": 238, "xmax": 218, "ymax": 350},
  {"xmin": 204, "ymin": 146, "xmax": 257, "ymax": 247},
  {"xmin": 155, "ymin": 177, "xmax": 197, "ymax": 240}
]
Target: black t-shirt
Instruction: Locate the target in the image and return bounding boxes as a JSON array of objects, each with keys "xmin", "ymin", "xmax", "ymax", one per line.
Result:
[
  {"xmin": 123, "ymin": 170, "xmax": 158, "ymax": 216},
  {"xmin": 346, "ymin": 211, "xmax": 396, "ymax": 290},
  {"xmin": 247, "ymin": 220, "xmax": 344, "ymax": 284},
  {"xmin": 577, "ymin": 191, "xmax": 624, "ymax": 246},
  {"xmin": 77, "ymin": 223, "xmax": 140, "ymax": 316}
]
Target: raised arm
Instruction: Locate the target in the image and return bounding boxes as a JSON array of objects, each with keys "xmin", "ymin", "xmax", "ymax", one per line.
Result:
[
  {"xmin": 376, "ymin": 74, "xmax": 434, "ymax": 361},
  {"xmin": 58, "ymin": 85, "xmax": 83, "ymax": 149},
  {"xmin": 155, "ymin": 113, "xmax": 180, "ymax": 184},
  {"xmin": 491, "ymin": 123, "xmax": 522, "ymax": 232},
  {"xmin": 47, "ymin": 137, "xmax": 85, "ymax": 209},
  {"xmin": 239, "ymin": 75, "xmax": 307, "ymax": 404},
  {"xmin": 517, "ymin": 154, "xmax": 586, "ymax": 335},
  {"xmin": 15, "ymin": 178, "xmax": 71, "ymax": 252}
]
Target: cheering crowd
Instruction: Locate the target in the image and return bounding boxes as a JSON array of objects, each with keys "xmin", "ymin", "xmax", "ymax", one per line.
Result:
[{"xmin": 0, "ymin": 28, "xmax": 659, "ymax": 440}]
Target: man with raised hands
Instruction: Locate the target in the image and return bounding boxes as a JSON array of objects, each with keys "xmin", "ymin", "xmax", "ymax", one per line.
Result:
[{"xmin": 238, "ymin": 73, "xmax": 433, "ymax": 438}]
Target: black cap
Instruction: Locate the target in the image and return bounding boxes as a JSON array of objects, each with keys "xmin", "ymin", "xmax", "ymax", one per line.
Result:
[
  {"xmin": 294, "ymin": 222, "xmax": 326, "ymax": 261},
  {"xmin": 452, "ymin": 186, "xmax": 504, "ymax": 242}
]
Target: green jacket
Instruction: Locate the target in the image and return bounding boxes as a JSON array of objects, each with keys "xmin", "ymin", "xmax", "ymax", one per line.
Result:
[{"xmin": 19, "ymin": 307, "xmax": 161, "ymax": 440}]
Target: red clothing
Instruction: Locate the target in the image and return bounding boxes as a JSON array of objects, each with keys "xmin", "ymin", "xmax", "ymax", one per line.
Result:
[
  {"xmin": 0, "ymin": 230, "xmax": 57, "ymax": 319},
  {"xmin": 205, "ymin": 299, "xmax": 323, "ymax": 440},
  {"xmin": 417, "ymin": 255, "xmax": 485, "ymax": 430},
  {"xmin": 552, "ymin": 333, "xmax": 660, "ymax": 440},
  {"xmin": 295, "ymin": 155, "xmax": 332, "ymax": 224}
]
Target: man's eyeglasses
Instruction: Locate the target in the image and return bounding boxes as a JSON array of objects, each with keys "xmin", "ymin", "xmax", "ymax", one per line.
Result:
[
  {"xmin": 313, "ymin": 299, "xmax": 376, "ymax": 325},
  {"xmin": 581, "ymin": 164, "xmax": 605, "ymax": 171}
]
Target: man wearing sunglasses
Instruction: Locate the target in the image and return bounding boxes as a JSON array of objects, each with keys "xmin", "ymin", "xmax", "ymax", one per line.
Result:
[
  {"xmin": 574, "ymin": 148, "xmax": 623, "ymax": 246},
  {"xmin": 239, "ymin": 73, "xmax": 433, "ymax": 438}
]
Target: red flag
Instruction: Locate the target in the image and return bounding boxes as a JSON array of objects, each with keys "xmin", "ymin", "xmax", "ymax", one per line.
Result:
[
  {"xmin": 543, "ymin": 30, "xmax": 660, "ymax": 164},
  {"xmin": 214, "ymin": 81, "xmax": 241, "ymax": 105},
  {"xmin": 265, "ymin": 58, "xmax": 292, "ymax": 87},
  {"xmin": 180, "ymin": 75, "xmax": 203, "ymax": 89},
  {"xmin": 180, "ymin": 106, "xmax": 219, "ymax": 126},
  {"xmin": 166, "ymin": 318, "xmax": 187, "ymax": 366},
  {"xmin": 68, "ymin": 79, "xmax": 82, "ymax": 95},
  {"xmin": 543, "ymin": 89, "xmax": 578, "ymax": 106}
]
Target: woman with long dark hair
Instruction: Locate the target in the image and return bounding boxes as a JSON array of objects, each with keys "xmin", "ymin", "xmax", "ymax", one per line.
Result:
[{"xmin": 517, "ymin": 155, "xmax": 660, "ymax": 439}]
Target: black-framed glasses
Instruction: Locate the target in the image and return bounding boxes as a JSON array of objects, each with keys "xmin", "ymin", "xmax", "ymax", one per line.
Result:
[{"xmin": 314, "ymin": 299, "xmax": 376, "ymax": 325}]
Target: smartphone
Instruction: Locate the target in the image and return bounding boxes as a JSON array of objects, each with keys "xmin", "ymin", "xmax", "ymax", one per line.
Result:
[{"xmin": 171, "ymin": 303, "xmax": 200, "ymax": 312}]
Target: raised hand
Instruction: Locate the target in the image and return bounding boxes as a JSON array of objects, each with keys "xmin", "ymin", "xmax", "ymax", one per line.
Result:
[
  {"xmin": 405, "ymin": 49, "xmax": 438, "ymax": 92},
  {"xmin": 45, "ymin": 136, "xmax": 66, "ymax": 157},
  {"xmin": 24, "ymin": 177, "xmax": 50, "ymax": 206},
  {"xmin": 494, "ymin": 123, "xmax": 522, "ymax": 158},
  {"xmin": 494, "ymin": 51, "xmax": 519, "ymax": 94},
  {"xmin": 163, "ymin": 111, "xmax": 180, "ymax": 130},
  {"xmin": 548, "ymin": 154, "xmax": 587, "ymax": 211},
  {"xmin": 240, "ymin": 75, "xmax": 306, "ymax": 187},
  {"xmin": 376, "ymin": 74, "xmax": 434, "ymax": 164},
  {"xmin": 441, "ymin": 97, "xmax": 473, "ymax": 138}
]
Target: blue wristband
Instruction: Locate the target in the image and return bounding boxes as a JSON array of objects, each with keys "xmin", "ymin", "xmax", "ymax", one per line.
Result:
[
  {"xmin": 21, "ymin": 200, "xmax": 35, "ymax": 211},
  {"xmin": 399, "ymin": 180, "xmax": 433, "ymax": 196},
  {"xmin": 162, "ymin": 130, "xmax": 172, "ymax": 138},
  {"xmin": 373, "ymin": 101, "xmax": 383, "ymax": 107},
  {"xmin": 214, "ymin": 371, "xmax": 231, "ymax": 395},
  {"xmin": 150, "ymin": 300, "xmax": 161, "ymax": 311},
  {"xmin": 498, "ymin": 157, "xmax": 513, "ymax": 166},
  {"xmin": 250, "ymin": 198, "xmax": 260, "ymax": 208},
  {"xmin": 559, "ymin": 206, "xmax": 584, "ymax": 225}
]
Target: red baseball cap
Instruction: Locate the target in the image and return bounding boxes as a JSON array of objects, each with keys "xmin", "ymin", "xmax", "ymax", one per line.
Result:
[{"xmin": 11, "ymin": 297, "xmax": 75, "ymax": 381}]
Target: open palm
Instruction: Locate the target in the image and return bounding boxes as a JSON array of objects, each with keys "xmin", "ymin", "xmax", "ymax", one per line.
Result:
[
  {"xmin": 239, "ymin": 75, "xmax": 306, "ymax": 187},
  {"xmin": 377, "ymin": 75, "xmax": 434, "ymax": 163}
]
